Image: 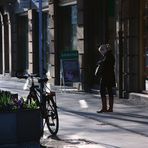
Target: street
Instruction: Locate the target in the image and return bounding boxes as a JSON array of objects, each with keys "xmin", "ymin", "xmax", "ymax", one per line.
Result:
[{"xmin": 0, "ymin": 78, "xmax": 148, "ymax": 148}]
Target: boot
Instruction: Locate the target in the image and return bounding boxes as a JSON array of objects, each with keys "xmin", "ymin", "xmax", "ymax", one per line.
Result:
[
  {"xmin": 97, "ymin": 97, "xmax": 107, "ymax": 113},
  {"xmin": 107, "ymin": 97, "xmax": 114, "ymax": 112}
]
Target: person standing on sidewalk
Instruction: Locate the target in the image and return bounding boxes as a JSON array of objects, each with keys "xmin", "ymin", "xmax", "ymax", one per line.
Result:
[{"xmin": 96, "ymin": 44, "xmax": 116, "ymax": 113}]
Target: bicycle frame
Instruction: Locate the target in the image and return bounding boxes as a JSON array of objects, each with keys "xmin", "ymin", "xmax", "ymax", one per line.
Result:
[
  {"xmin": 26, "ymin": 76, "xmax": 47, "ymax": 109},
  {"xmin": 24, "ymin": 74, "xmax": 59, "ymax": 135}
]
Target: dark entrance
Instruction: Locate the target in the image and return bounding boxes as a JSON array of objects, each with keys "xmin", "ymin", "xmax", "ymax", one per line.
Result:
[
  {"xmin": 84, "ymin": 0, "xmax": 115, "ymax": 91},
  {"xmin": 17, "ymin": 15, "xmax": 28, "ymax": 74}
]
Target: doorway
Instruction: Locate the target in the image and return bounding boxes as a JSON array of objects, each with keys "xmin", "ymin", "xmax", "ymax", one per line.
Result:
[{"xmin": 17, "ymin": 15, "xmax": 28, "ymax": 74}]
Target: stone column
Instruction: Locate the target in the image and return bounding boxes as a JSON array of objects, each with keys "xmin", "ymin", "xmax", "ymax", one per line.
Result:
[
  {"xmin": 28, "ymin": 9, "xmax": 33, "ymax": 73},
  {"xmin": 48, "ymin": 2, "xmax": 55, "ymax": 84},
  {"xmin": 70, "ymin": 0, "xmax": 84, "ymax": 90},
  {"xmin": 7, "ymin": 13, "xmax": 12, "ymax": 75},
  {"xmin": 0, "ymin": 12, "xmax": 5, "ymax": 75}
]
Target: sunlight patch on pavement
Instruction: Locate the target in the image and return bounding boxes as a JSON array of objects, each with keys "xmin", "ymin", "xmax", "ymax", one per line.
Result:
[
  {"xmin": 77, "ymin": 145, "xmax": 106, "ymax": 148},
  {"xmin": 79, "ymin": 99, "xmax": 88, "ymax": 108},
  {"xmin": 68, "ymin": 134, "xmax": 81, "ymax": 140},
  {"xmin": 64, "ymin": 144, "xmax": 106, "ymax": 148}
]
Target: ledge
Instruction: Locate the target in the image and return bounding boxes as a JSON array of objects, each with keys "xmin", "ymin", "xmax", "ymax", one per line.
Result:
[{"xmin": 129, "ymin": 92, "xmax": 148, "ymax": 105}]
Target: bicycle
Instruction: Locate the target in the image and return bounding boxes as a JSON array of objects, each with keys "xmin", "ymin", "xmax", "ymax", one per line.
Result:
[{"xmin": 22, "ymin": 74, "xmax": 59, "ymax": 135}]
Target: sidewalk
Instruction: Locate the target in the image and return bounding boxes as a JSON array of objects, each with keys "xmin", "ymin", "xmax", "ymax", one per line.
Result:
[
  {"xmin": 0, "ymin": 77, "xmax": 148, "ymax": 147},
  {"xmin": 0, "ymin": 76, "xmax": 148, "ymax": 105},
  {"xmin": 42, "ymin": 91, "xmax": 148, "ymax": 148}
]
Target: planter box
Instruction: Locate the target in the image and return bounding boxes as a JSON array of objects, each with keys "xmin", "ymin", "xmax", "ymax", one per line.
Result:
[{"xmin": 0, "ymin": 109, "xmax": 42, "ymax": 144}]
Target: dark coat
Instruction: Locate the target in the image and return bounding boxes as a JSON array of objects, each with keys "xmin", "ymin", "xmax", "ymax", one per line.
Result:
[{"xmin": 99, "ymin": 50, "xmax": 116, "ymax": 87}]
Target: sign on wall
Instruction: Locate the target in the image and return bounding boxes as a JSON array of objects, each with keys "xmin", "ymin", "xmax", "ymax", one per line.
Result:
[
  {"xmin": 62, "ymin": 59, "xmax": 80, "ymax": 83},
  {"xmin": 60, "ymin": 50, "xmax": 80, "ymax": 84},
  {"xmin": 15, "ymin": 0, "xmax": 49, "ymax": 13}
]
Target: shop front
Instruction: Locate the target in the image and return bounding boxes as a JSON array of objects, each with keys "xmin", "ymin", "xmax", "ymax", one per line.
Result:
[{"xmin": 55, "ymin": 0, "xmax": 79, "ymax": 86}]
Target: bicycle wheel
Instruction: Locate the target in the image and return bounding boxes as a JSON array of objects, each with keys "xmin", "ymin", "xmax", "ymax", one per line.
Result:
[{"xmin": 45, "ymin": 95, "xmax": 59, "ymax": 135}]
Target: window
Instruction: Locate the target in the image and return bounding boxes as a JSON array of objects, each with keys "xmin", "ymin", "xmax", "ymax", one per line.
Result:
[{"xmin": 59, "ymin": 4, "xmax": 77, "ymax": 51}]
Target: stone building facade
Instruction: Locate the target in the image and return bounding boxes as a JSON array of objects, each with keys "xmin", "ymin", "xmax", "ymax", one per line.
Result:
[{"xmin": 0, "ymin": 0, "xmax": 148, "ymax": 98}]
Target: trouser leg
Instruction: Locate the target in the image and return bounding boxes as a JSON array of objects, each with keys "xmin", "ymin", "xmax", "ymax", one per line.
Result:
[
  {"xmin": 108, "ymin": 97, "xmax": 114, "ymax": 111},
  {"xmin": 107, "ymin": 86, "xmax": 114, "ymax": 112},
  {"xmin": 101, "ymin": 96, "xmax": 107, "ymax": 110},
  {"xmin": 97, "ymin": 82, "xmax": 107, "ymax": 112}
]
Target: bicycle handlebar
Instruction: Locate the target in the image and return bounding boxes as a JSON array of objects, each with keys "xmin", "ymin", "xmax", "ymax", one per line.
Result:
[
  {"xmin": 16, "ymin": 73, "xmax": 38, "ymax": 79},
  {"xmin": 38, "ymin": 78, "xmax": 48, "ymax": 83}
]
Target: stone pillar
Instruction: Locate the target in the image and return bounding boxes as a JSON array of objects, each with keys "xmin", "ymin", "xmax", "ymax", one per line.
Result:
[
  {"xmin": 7, "ymin": 13, "xmax": 12, "ymax": 75},
  {"xmin": 77, "ymin": 0, "xmax": 84, "ymax": 90},
  {"xmin": 139, "ymin": 0, "xmax": 145, "ymax": 91},
  {"xmin": 48, "ymin": 2, "xmax": 56, "ymax": 84},
  {"xmin": 28, "ymin": 10, "xmax": 33, "ymax": 73},
  {"xmin": 0, "ymin": 13, "xmax": 5, "ymax": 75}
]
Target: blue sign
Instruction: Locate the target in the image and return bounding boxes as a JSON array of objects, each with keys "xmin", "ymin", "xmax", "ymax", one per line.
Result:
[
  {"xmin": 15, "ymin": 0, "xmax": 49, "ymax": 13},
  {"xmin": 62, "ymin": 60, "xmax": 80, "ymax": 83},
  {"xmin": 60, "ymin": 50, "xmax": 80, "ymax": 83}
]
